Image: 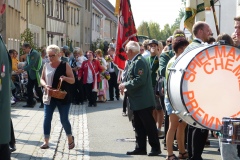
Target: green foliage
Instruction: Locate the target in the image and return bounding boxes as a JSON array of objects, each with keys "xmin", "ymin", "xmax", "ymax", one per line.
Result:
[
  {"xmin": 20, "ymin": 28, "xmax": 39, "ymax": 55},
  {"xmin": 136, "ymin": 8, "xmax": 185, "ymax": 41},
  {"xmin": 90, "ymin": 38, "xmax": 104, "ymax": 53},
  {"xmin": 148, "ymin": 22, "xmax": 161, "ymax": 40},
  {"xmin": 137, "ymin": 21, "xmax": 150, "ymax": 37}
]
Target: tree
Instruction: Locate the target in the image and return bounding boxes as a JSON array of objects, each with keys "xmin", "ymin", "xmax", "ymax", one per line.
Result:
[
  {"xmin": 137, "ymin": 21, "xmax": 150, "ymax": 37},
  {"xmin": 171, "ymin": 8, "xmax": 185, "ymax": 33},
  {"xmin": 20, "ymin": 28, "xmax": 39, "ymax": 55},
  {"xmin": 148, "ymin": 22, "xmax": 162, "ymax": 40},
  {"xmin": 136, "ymin": 8, "xmax": 185, "ymax": 41},
  {"xmin": 91, "ymin": 38, "xmax": 104, "ymax": 54}
]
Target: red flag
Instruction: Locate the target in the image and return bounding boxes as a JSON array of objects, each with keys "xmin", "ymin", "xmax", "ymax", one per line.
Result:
[{"xmin": 114, "ymin": 0, "xmax": 138, "ymax": 70}]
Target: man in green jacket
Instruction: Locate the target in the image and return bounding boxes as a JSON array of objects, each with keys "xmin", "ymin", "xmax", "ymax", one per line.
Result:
[
  {"xmin": 0, "ymin": 0, "xmax": 11, "ymax": 159},
  {"xmin": 119, "ymin": 41, "xmax": 161, "ymax": 156},
  {"xmin": 22, "ymin": 43, "xmax": 43, "ymax": 108}
]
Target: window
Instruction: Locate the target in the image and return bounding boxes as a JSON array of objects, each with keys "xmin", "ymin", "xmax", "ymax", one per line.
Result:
[
  {"xmin": 77, "ymin": 9, "xmax": 80, "ymax": 25},
  {"xmin": 56, "ymin": 0, "xmax": 59, "ymax": 18},
  {"xmin": 74, "ymin": 8, "xmax": 76, "ymax": 25},
  {"xmin": 71, "ymin": 8, "xmax": 73, "ymax": 25},
  {"xmin": 92, "ymin": 13, "xmax": 95, "ymax": 30},
  {"xmin": 88, "ymin": 0, "xmax": 90, "ymax": 12},
  {"xmin": 48, "ymin": 0, "xmax": 53, "ymax": 16},
  {"xmin": 85, "ymin": 0, "xmax": 87, "ymax": 10},
  {"xmin": 85, "ymin": 27, "xmax": 87, "ymax": 43}
]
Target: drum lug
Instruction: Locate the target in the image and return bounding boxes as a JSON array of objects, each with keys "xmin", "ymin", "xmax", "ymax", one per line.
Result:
[
  {"xmin": 183, "ymin": 112, "xmax": 191, "ymax": 116},
  {"xmin": 168, "ymin": 68, "xmax": 176, "ymax": 72},
  {"xmin": 172, "ymin": 110, "xmax": 180, "ymax": 114},
  {"xmin": 179, "ymin": 68, "xmax": 186, "ymax": 73},
  {"xmin": 179, "ymin": 119, "xmax": 182, "ymax": 123},
  {"xmin": 193, "ymin": 122, "xmax": 197, "ymax": 126}
]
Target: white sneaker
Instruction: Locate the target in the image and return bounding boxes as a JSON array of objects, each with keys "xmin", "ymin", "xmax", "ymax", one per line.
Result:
[{"xmin": 11, "ymin": 96, "xmax": 16, "ymax": 105}]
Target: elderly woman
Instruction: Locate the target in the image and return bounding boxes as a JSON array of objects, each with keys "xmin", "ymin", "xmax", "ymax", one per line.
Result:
[
  {"xmin": 95, "ymin": 49, "xmax": 108, "ymax": 102},
  {"xmin": 40, "ymin": 44, "xmax": 75, "ymax": 150},
  {"xmin": 71, "ymin": 47, "xmax": 87, "ymax": 105},
  {"xmin": 78, "ymin": 51, "xmax": 104, "ymax": 107},
  {"xmin": 165, "ymin": 30, "xmax": 189, "ymax": 160}
]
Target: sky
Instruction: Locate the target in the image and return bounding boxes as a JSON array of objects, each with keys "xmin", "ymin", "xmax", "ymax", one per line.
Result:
[{"xmin": 108, "ymin": 0, "xmax": 184, "ymax": 29}]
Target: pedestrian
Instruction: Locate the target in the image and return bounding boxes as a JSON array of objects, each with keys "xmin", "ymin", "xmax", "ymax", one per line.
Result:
[
  {"xmin": 70, "ymin": 47, "xmax": 86, "ymax": 105},
  {"xmin": 95, "ymin": 49, "xmax": 108, "ymax": 102},
  {"xmin": 78, "ymin": 51, "xmax": 104, "ymax": 107},
  {"xmin": 119, "ymin": 41, "xmax": 161, "ymax": 156},
  {"xmin": 165, "ymin": 30, "xmax": 189, "ymax": 160},
  {"xmin": 159, "ymin": 37, "xmax": 176, "ymax": 151},
  {"xmin": 21, "ymin": 43, "xmax": 44, "ymax": 108},
  {"xmin": 106, "ymin": 47, "xmax": 119, "ymax": 101},
  {"xmin": 185, "ymin": 21, "xmax": 212, "ymax": 160},
  {"xmin": 142, "ymin": 39, "xmax": 150, "ymax": 58},
  {"xmin": 146, "ymin": 39, "xmax": 164, "ymax": 137},
  {"xmin": 40, "ymin": 44, "xmax": 75, "ymax": 149},
  {"xmin": 234, "ymin": 16, "xmax": 240, "ymax": 48},
  {"xmin": 0, "ymin": 0, "xmax": 12, "ymax": 159}
]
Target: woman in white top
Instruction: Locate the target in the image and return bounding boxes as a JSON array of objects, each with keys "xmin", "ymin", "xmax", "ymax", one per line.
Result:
[{"xmin": 40, "ymin": 44, "xmax": 75, "ymax": 150}]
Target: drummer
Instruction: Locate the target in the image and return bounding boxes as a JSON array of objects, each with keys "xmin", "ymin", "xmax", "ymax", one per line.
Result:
[
  {"xmin": 164, "ymin": 30, "xmax": 189, "ymax": 160},
  {"xmin": 184, "ymin": 21, "xmax": 212, "ymax": 160}
]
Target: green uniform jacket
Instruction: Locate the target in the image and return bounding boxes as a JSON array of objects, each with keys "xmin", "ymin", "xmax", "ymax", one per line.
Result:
[
  {"xmin": 159, "ymin": 50, "xmax": 175, "ymax": 77},
  {"xmin": 0, "ymin": 35, "xmax": 11, "ymax": 144},
  {"xmin": 124, "ymin": 54, "xmax": 155, "ymax": 111},
  {"xmin": 23, "ymin": 49, "xmax": 42, "ymax": 80}
]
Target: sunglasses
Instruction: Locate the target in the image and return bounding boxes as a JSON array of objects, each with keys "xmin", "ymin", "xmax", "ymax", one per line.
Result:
[
  {"xmin": 48, "ymin": 54, "xmax": 57, "ymax": 58},
  {"xmin": 167, "ymin": 41, "xmax": 172, "ymax": 43}
]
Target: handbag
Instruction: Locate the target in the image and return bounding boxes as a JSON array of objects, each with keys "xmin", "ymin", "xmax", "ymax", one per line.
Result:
[
  {"xmin": 155, "ymin": 75, "xmax": 164, "ymax": 97},
  {"xmin": 48, "ymin": 79, "xmax": 67, "ymax": 99}
]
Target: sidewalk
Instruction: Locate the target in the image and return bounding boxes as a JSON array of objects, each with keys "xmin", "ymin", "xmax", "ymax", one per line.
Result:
[{"xmin": 11, "ymin": 101, "xmax": 89, "ymax": 160}]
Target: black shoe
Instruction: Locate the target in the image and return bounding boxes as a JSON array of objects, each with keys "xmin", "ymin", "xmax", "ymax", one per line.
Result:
[
  {"xmin": 80, "ymin": 102, "xmax": 84, "ymax": 105},
  {"xmin": 108, "ymin": 99, "xmax": 114, "ymax": 101},
  {"xmin": 116, "ymin": 97, "xmax": 119, "ymax": 100},
  {"xmin": 126, "ymin": 149, "xmax": 147, "ymax": 155},
  {"xmin": 39, "ymin": 104, "xmax": 44, "ymax": 108},
  {"xmin": 148, "ymin": 150, "xmax": 161, "ymax": 156},
  {"xmin": 93, "ymin": 103, "xmax": 97, "ymax": 107},
  {"xmin": 22, "ymin": 104, "xmax": 34, "ymax": 108},
  {"xmin": 9, "ymin": 144, "xmax": 16, "ymax": 152}
]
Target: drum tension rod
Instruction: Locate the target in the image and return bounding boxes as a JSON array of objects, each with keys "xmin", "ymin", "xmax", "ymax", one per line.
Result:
[{"xmin": 168, "ymin": 68, "xmax": 176, "ymax": 72}]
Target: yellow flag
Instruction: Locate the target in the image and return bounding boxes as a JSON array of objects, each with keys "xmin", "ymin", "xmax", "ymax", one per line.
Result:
[
  {"xmin": 184, "ymin": 0, "xmax": 205, "ymax": 33},
  {"xmin": 114, "ymin": 0, "xmax": 121, "ymax": 15}
]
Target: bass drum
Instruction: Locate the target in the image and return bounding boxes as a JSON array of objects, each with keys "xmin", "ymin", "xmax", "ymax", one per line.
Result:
[{"xmin": 167, "ymin": 44, "xmax": 240, "ymax": 131}]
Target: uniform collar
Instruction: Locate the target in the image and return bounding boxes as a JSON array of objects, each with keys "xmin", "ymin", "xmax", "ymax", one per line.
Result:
[{"xmin": 130, "ymin": 53, "xmax": 141, "ymax": 63}]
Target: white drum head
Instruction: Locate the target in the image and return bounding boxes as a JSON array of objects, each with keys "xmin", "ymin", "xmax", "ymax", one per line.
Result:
[{"xmin": 168, "ymin": 45, "xmax": 240, "ymax": 131}]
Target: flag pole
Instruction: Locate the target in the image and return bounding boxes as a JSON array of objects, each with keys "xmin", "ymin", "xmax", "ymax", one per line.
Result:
[{"xmin": 210, "ymin": 0, "xmax": 220, "ymax": 35}]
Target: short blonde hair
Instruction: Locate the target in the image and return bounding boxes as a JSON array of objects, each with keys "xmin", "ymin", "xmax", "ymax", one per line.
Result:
[
  {"xmin": 46, "ymin": 44, "xmax": 60, "ymax": 55},
  {"xmin": 95, "ymin": 49, "xmax": 103, "ymax": 57},
  {"xmin": 73, "ymin": 47, "xmax": 83, "ymax": 56}
]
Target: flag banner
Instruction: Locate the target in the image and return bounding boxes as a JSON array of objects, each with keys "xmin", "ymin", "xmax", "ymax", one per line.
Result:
[
  {"xmin": 114, "ymin": 0, "xmax": 138, "ymax": 70},
  {"xmin": 184, "ymin": 0, "xmax": 205, "ymax": 33}
]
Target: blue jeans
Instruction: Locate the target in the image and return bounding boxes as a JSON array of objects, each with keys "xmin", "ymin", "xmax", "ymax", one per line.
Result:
[{"xmin": 43, "ymin": 99, "xmax": 72, "ymax": 138}]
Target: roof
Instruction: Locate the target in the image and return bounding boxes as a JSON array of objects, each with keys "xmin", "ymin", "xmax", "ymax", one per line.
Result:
[
  {"xmin": 68, "ymin": 0, "xmax": 82, "ymax": 7},
  {"xmin": 93, "ymin": 0, "xmax": 117, "ymax": 23}
]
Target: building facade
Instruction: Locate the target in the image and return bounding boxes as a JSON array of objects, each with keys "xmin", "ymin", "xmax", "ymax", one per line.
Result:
[
  {"xmin": 1, "ymin": 0, "xmax": 116, "ymax": 53},
  {"xmin": 0, "ymin": 0, "xmax": 21, "ymax": 51}
]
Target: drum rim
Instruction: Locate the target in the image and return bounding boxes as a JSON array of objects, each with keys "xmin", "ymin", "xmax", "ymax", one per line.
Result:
[{"xmin": 167, "ymin": 44, "xmax": 237, "ymax": 131}]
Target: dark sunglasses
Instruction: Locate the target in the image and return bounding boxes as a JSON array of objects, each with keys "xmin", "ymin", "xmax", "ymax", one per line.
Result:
[
  {"xmin": 48, "ymin": 54, "xmax": 57, "ymax": 58},
  {"xmin": 167, "ymin": 41, "xmax": 172, "ymax": 43}
]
